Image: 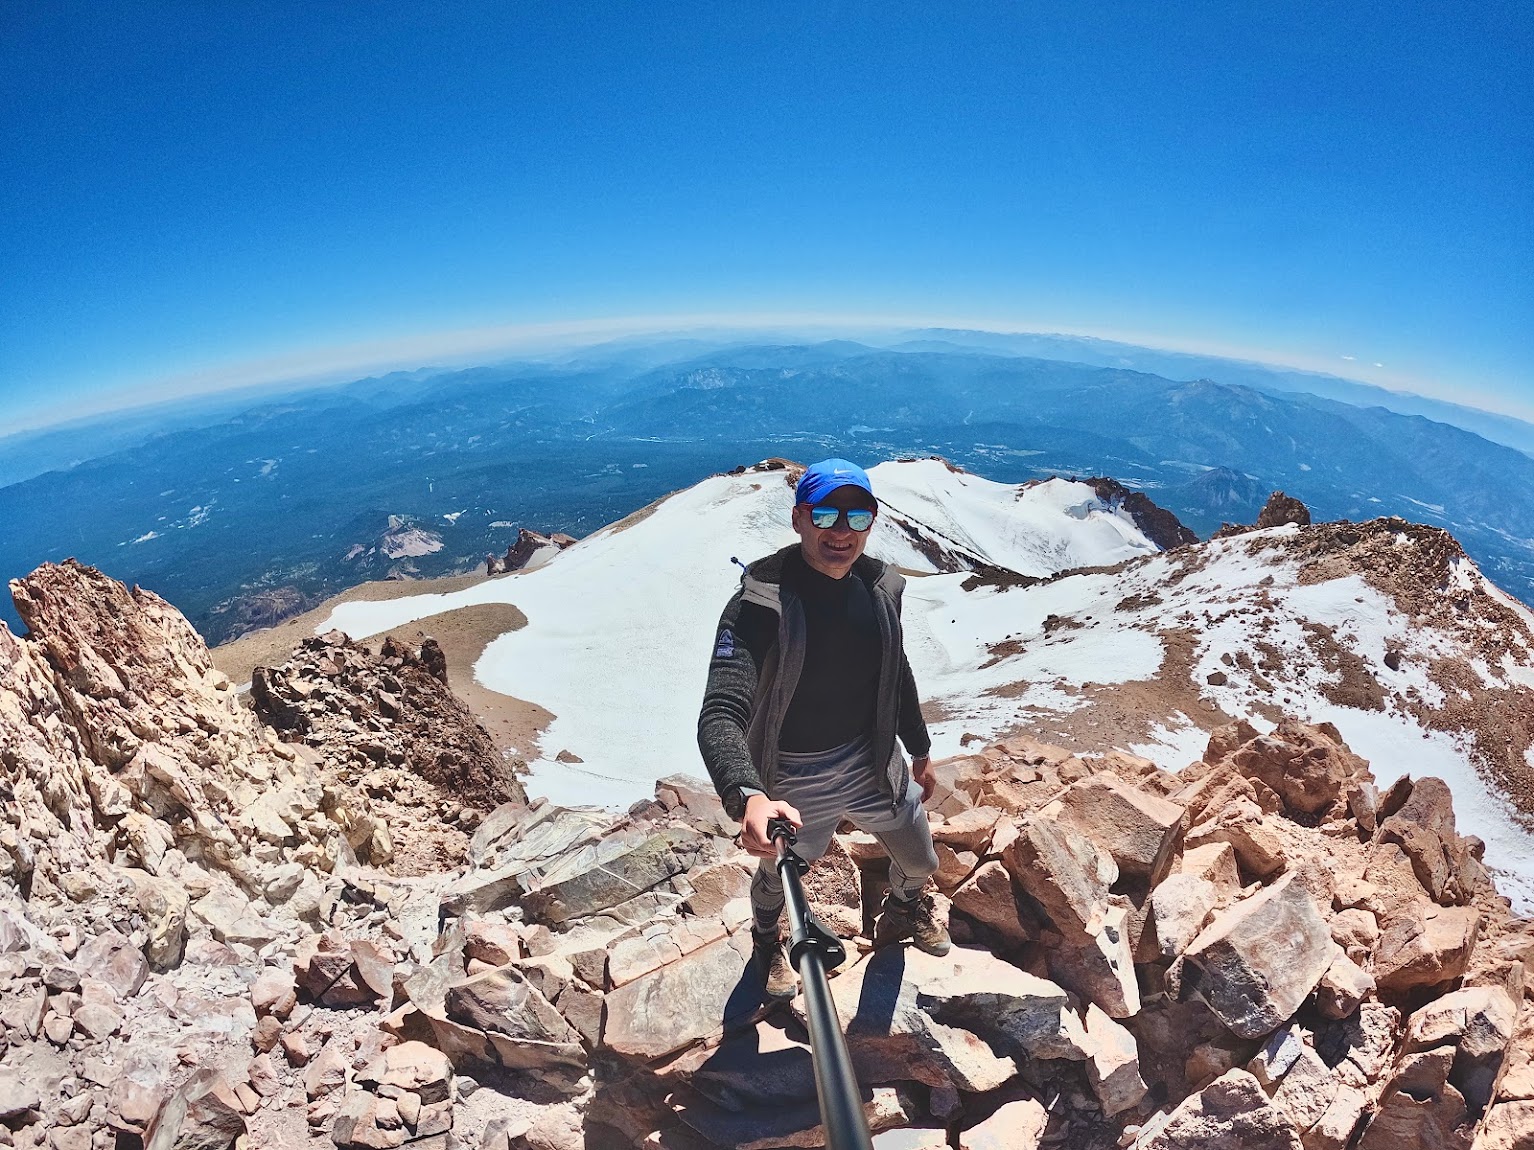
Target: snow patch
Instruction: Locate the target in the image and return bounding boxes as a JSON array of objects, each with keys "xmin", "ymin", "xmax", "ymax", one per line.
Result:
[{"xmin": 1128, "ymin": 715, "xmax": 1209, "ymax": 773}]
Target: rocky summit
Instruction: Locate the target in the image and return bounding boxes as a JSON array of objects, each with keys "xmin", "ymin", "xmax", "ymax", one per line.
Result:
[{"xmin": 2, "ymin": 560, "xmax": 1534, "ymax": 1150}]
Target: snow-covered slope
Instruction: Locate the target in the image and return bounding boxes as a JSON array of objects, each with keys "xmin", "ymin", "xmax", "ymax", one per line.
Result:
[
  {"xmin": 900, "ymin": 518, "xmax": 1534, "ymax": 907},
  {"xmin": 319, "ymin": 461, "xmax": 1161, "ymax": 806},
  {"xmin": 867, "ymin": 458, "xmax": 1160, "ymax": 575},
  {"xmin": 318, "ymin": 459, "xmax": 1534, "ymax": 909}
]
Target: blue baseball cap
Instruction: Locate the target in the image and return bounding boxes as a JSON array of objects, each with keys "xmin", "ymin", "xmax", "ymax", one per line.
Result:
[{"xmin": 796, "ymin": 458, "xmax": 875, "ymax": 505}]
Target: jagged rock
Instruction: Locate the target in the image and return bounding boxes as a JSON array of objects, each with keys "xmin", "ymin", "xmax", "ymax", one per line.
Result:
[
  {"xmin": 1056, "ymin": 772, "xmax": 1184, "ymax": 882},
  {"xmin": 682, "ymin": 859, "xmax": 753, "ymax": 919},
  {"xmin": 1269, "ymin": 1045, "xmax": 1337, "ymax": 1134},
  {"xmin": 797, "ymin": 947, "xmax": 1019, "ymax": 1093},
  {"xmin": 129, "ymin": 873, "xmax": 190, "ymax": 970},
  {"xmin": 1377, "ymin": 776, "xmax": 1482, "ymax": 905},
  {"xmin": 675, "ymin": 1084, "xmax": 913, "ymax": 1149},
  {"xmin": 874, "ymin": 1130, "xmax": 951, "ymax": 1149},
  {"xmin": 1315, "ymin": 952, "xmax": 1374, "ymax": 1020},
  {"xmin": 250, "ymin": 966, "xmax": 298, "ymax": 1018},
  {"xmin": 1329, "ymin": 907, "xmax": 1379, "ymax": 966},
  {"xmin": 1358, "ymin": 1047, "xmax": 1472, "ymax": 1150},
  {"xmin": 1220, "ymin": 721, "xmax": 1365, "ymax": 818},
  {"xmin": 464, "ymin": 921, "xmax": 524, "ymax": 967},
  {"xmin": 608, "ymin": 919, "xmax": 727, "ymax": 987},
  {"xmin": 1152, "ymin": 873, "xmax": 1220, "ymax": 959},
  {"xmin": 142, "ymin": 1068, "xmax": 247, "ymax": 1150},
  {"xmin": 1305, "ymin": 1084, "xmax": 1369, "ymax": 1150},
  {"xmin": 1313, "ymin": 1000, "xmax": 1402, "ymax": 1089},
  {"xmin": 1182, "ymin": 873, "xmax": 1336, "ymax": 1040},
  {"xmin": 932, "ymin": 806, "xmax": 1003, "ymax": 855},
  {"xmin": 444, "ymin": 801, "xmax": 611, "ymax": 914},
  {"xmin": 0, "ymin": 1071, "xmax": 41, "ymax": 1120},
  {"xmin": 1047, "ymin": 899, "xmax": 1141, "ymax": 1018},
  {"xmin": 1136, "ymin": 1069, "xmax": 1303, "ymax": 1150},
  {"xmin": 1402, "ymin": 985, "xmax": 1518, "ymax": 1112},
  {"xmin": 1004, "ymin": 813, "xmax": 1116, "ymax": 937},
  {"xmin": 252, "ymin": 631, "xmax": 524, "ymax": 811},
  {"xmin": 444, "ymin": 965, "xmax": 585, "ymax": 1071},
  {"xmin": 958, "ymin": 1097, "xmax": 1048, "ymax": 1149},
  {"xmin": 892, "ymin": 947, "xmax": 1091, "ymax": 1063},
  {"xmin": 1373, "ymin": 898, "xmax": 1481, "ymax": 993},
  {"xmin": 655, "ymin": 773, "xmax": 735, "ymax": 837},
  {"xmin": 521, "ymin": 827, "xmax": 694, "ymax": 925},
  {"xmin": 950, "ymin": 860, "xmax": 1036, "ymax": 948},
  {"xmin": 304, "ymin": 1045, "xmax": 349, "ymax": 1100},
  {"xmin": 361, "ymin": 1040, "xmax": 453, "ymax": 1104},
  {"xmin": 1255, "ymin": 491, "xmax": 1311, "ymax": 529},
  {"xmin": 1186, "ymin": 799, "xmax": 1290, "ymax": 879},
  {"xmin": 1479, "ymin": 1101, "xmax": 1534, "ymax": 1150},
  {"xmin": 1082, "ymin": 1003, "xmax": 1147, "ymax": 1115},
  {"xmin": 192, "ymin": 886, "xmax": 277, "ymax": 949},
  {"xmin": 601, "ymin": 933, "xmax": 759, "ymax": 1061},
  {"xmin": 77, "ymin": 929, "xmax": 149, "ymax": 1000}
]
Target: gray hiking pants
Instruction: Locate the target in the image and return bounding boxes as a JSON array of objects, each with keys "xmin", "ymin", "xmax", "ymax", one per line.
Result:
[{"xmin": 751, "ymin": 735, "xmax": 939, "ymax": 934}]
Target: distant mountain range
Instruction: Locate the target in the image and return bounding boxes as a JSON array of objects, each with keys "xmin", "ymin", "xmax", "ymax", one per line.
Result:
[{"xmin": 3, "ymin": 334, "xmax": 1533, "ymax": 644}]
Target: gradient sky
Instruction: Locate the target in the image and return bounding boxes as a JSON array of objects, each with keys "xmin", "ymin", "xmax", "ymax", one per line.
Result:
[{"xmin": 2, "ymin": 1, "xmax": 1531, "ymax": 431}]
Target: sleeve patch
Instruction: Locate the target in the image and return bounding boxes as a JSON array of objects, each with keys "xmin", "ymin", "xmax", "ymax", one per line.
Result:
[{"xmin": 714, "ymin": 628, "xmax": 737, "ymax": 658}]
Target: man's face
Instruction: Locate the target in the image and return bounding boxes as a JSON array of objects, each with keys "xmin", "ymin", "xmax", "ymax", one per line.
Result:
[{"xmin": 791, "ymin": 484, "xmax": 877, "ymax": 579}]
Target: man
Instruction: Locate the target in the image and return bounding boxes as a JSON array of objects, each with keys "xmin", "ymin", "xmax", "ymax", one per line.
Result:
[{"xmin": 698, "ymin": 458, "xmax": 949, "ymax": 999}]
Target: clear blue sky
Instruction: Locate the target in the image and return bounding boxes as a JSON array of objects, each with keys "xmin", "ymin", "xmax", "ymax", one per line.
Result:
[{"xmin": 2, "ymin": 1, "xmax": 1531, "ymax": 430}]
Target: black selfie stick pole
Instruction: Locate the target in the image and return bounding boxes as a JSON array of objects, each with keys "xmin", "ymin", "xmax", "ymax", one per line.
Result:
[{"xmin": 766, "ymin": 816, "xmax": 874, "ymax": 1150}]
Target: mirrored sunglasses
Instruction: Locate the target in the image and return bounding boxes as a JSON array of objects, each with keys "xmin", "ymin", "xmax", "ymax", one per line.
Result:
[{"xmin": 808, "ymin": 504, "xmax": 875, "ymax": 532}]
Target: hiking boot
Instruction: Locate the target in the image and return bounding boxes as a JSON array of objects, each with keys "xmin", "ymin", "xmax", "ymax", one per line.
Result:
[
  {"xmin": 753, "ymin": 929, "xmax": 797, "ymax": 1000},
  {"xmin": 874, "ymin": 891, "xmax": 952, "ymax": 956}
]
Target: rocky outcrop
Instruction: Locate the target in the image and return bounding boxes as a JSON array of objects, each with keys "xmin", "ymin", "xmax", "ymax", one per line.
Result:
[
  {"xmin": 1214, "ymin": 490, "xmax": 1313, "ymax": 538},
  {"xmin": 2, "ymin": 560, "xmax": 1533, "ymax": 1149},
  {"xmin": 1085, "ymin": 477, "xmax": 1200, "ymax": 551},
  {"xmin": 251, "ymin": 629, "xmax": 525, "ymax": 816},
  {"xmin": 485, "ymin": 529, "xmax": 576, "ymax": 575}
]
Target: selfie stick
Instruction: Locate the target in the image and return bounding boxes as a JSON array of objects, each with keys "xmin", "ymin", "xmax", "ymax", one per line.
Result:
[{"xmin": 766, "ymin": 816, "xmax": 874, "ymax": 1150}]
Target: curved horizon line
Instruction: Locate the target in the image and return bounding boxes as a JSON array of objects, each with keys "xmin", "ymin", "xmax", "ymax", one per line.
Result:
[{"xmin": 6, "ymin": 309, "xmax": 1533, "ymax": 435}]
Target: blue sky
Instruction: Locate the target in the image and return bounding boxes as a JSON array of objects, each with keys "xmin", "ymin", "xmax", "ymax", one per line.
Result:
[{"xmin": 2, "ymin": 1, "xmax": 1531, "ymax": 431}]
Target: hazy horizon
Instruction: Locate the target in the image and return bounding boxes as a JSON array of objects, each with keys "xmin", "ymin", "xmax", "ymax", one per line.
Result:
[{"xmin": 6, "ymin": 319, "xmax": 1534, "ymax": 443}]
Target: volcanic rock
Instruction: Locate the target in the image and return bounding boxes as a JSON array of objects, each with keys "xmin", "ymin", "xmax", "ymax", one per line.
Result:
[{"xmin": 1182, "ymin": 873, "xmax": 1336, "ymax": 1040}]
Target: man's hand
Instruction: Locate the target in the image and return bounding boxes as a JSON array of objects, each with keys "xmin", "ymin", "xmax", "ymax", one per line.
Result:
[
  {"xmin": 741, "ymin": 793, "xmax": 802, "ymax": 859},
  {"xmin": 913, "ymin": 755, "xmax": 936, "ymax": 803}
]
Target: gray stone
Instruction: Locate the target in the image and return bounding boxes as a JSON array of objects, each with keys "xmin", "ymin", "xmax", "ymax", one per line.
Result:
[
  {"xmin": 0, "ymin": 1071, "xmax": 41, "ymax": 1120},
  {"xmin": 1152, "ymin": 874, "xmax": 1219, "ymax": 959},
  {"xmin": 958, "ymin": 1098, "xmax": 1048, "ymax": 1150},
  {"xmin": 1136, "ymin": 1069, "xmax": 1302, "ymax": 1150},
  {"xmin": 796, "ymin": 947, "xmax": 1020, "ymax": 1093},
  {"xmin": 444, "ymin": 965, "xmax": 585, "ymax": 1072},
  {"xmin": 1182, "ymin": 874, "xmax": 1335, "ymax": 1040},
  {"xmin": 676, "ymin": 1085, "xmax": 912, "ymax": 1149},
  {"xmin": 602, "ymin": 933, "xmax": 761, "ymax": 1061},
  {"xmin": 521, "ymin": 827, "xmax": 692, "ymax": 925}
]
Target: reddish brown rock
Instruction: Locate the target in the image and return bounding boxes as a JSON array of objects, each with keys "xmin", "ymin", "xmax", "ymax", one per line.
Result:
[
  {"xmin": 1137, "ymin": 1068, "xmax": 1302, "ymax": 1150},
  {"xmin": 1373, "ymin": 899, "xmax": 1481, "ymax": 994},
  {"xmin": 950, "ymin": 860, "xmax": 1037, "ymax": 949},
  {"xmin": 1377, "ymin": 776, "xmax": 1484, "ymax": 906},
  {"xmin": 1003, "ymin": 813, "xmax": 1116, "ymax": 937},
  {"xmin": 1056, "ymin": 772, "xmax": 1185, "ymax": 883}
]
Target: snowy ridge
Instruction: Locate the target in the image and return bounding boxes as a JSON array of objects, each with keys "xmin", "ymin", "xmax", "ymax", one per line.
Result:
[
  {"xmin": 318, "ymin": 459, "xmax": 1534, "ymax": 909},
  {"xmin": 868, "ymin": 458, "xmax": 1160, "ymax": 576}
]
